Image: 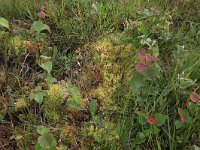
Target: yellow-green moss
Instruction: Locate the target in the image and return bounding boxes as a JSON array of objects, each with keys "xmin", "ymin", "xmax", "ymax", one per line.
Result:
[
  {"xmin": 87, "ymin": 119, "xmax": 119, "ymax": 143},
  {"xmin": 60, "ymin": 125, "xmax": 79, "ymax": 145},
  {"xmin": 88, "ymin": 35, "xmax": 133, "ymax": 111},
  {"xmin": 15, "ymin": 98, "xmax": 28, "ymax": 110},
  {"xmin": 44, "ymin": 83, "xmax": 66, "ymax": 122},
  {"xmin": 9, "ymin": 36, "xmax": 31, "ymax": 55},
  {"xmin": 75, "ymin": 34, "xmax": 134, "ymax": 112},
  {"xmin": 44, "ymin": 109, "xmax": 60, "ymax": 122}
]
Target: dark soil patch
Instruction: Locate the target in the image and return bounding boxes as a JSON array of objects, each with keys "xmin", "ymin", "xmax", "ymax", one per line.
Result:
[{"xmin": 0, "ymin": 123, "xmax": 17, "ymax": 150}]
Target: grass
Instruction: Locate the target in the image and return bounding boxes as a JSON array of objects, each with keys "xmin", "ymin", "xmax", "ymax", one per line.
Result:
[{"xmin": 0, "ymin": 0, "xmax": 200, "ymax": 149}]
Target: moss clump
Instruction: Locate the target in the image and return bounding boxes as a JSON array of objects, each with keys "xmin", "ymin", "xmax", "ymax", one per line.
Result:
[
  {"xmin": 9, "ymin": 36, "xmax": 31, "ymax": 56},
  {"xmin": 15, "ymin": 98, "xmax": 28, "ymax": 110},
  {"xmin": 87, "ymin": 119, "xmax": 119, "ymax": 143},
  {"xmin": 60, "ymin": 125, "xmax": 79, "ymax": 145},
  {"xmin": 44, "ymin": 83, "xmax": 66, "ymax": 122},
  {"xmin": 91, "ymin": 36, "xmax": 133, "ymax": 111}
]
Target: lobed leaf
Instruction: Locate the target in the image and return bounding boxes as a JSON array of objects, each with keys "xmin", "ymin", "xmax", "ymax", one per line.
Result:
[
  {"xmin": 38, "ymin": 133, "xmax": 57, "ymax": 149},
  {"xmin": 40, "ymin": 61, "xmax": 53, "ymax": 74},
  {"xmin": 31, "ymin": 21, "xmax": 50, "ymax": 33}
]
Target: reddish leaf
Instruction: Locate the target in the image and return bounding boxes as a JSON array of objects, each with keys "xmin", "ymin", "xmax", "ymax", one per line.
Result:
[
  {"xmin": 189, "ymin": 92, "xmax": 200, "ymax": 103},
  {"xmin": 178, "ymin": 108, "xmax": 186, "ymax": 124},
  {"xmin": 38, "ymin": 11, "xmax": 46, "ymax": 19},
  {"xmin": 138, "ymin": 51, "xmax": 147, "ymax": 65},
  {"xmin": 136, "ymin": 51, "xmax": 158, "ymax": 74},
  {"xmin": 138, "ymin": 51, "xmax": 146, "ymax": 57},
  {"xmin": 146, "ymin": 114, "xmax": 158, "ymax": 125},
  {"xmin": 136, "ymin": 63, "xmax": 148, "ymax": 73},
  {"xmin": 38, "ymin": 6, "xmax": 46, "ymax": 19},
  {"xmin": 146, "ymin": 55, "xmax": 158, "ymax": 62}
]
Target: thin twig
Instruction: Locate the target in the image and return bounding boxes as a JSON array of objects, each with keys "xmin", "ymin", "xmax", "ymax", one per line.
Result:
[{"xmin": 19, "ymin": 52, "xmax": 30, "ymax": 76}]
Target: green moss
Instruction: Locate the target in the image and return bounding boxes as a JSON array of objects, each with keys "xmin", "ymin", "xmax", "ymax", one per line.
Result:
[
  {"xmin": 87, "ymin": 119, "xmax": 119, "ymax": 143},
  {"xmin": 60, "ymin": 125, "xmax": 79, "ymax": 145},
  {"xmin": 15, "ymin": 98, "xmax": 28, "ymax": 110},
  {"xmin": 84, "ymin": 34, "xmax": 134, "ymax": 111},
  {"xmin": 9, "ymin": 36, "xmax": 30, "ymax": 56},
  {"xmin": 44, "ymin": 83, "xmax": 66, "ymax": 122},
  {"xmin": 44, "ymin": 109, "xmax": 60, "ymax": 122}
]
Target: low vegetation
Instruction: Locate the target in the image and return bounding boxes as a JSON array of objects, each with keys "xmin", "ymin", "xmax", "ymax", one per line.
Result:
[{"xmin": 0, "ymin": 0, "xmax": 200, "ymax": 149}]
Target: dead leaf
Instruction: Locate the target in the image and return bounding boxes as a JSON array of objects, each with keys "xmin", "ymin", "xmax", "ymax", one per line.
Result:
[
  {"xmin": 146, "ymin": 114, "xmax": 158, "ymax": 125},
  {"xmin": 189, "ymin": 92, "xmax": 200, "ymax": 103}
]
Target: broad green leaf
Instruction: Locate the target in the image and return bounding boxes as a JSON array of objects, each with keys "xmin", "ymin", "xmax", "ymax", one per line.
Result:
[
  {"xmin": 143, "ymin": 85, "xmax": 158, "ymax": 95},
  {"xmin": 67, "ymin": 85, "xmax": 79, "ymax": 107},
  {"xmin": 187, "ymin": 102, "xmax": 198, "ymax": 112},
  {"xmin": 185, "ymin": 109, "xmax": 192, "ymax": 123},
  {"xmin": 90, "ymin": 99, "xmax": 98, "ymax": 116},
  {"xmin": 144, "ymin": 67, "xmax": 159, "ymax": 79},
  {"xmin": 38, "ymin": 133, "xmax": 57, "ymax": 149},
  {"xmin": 138, "ymin": 114, "xmax": 148, "ymax": 125},
  {"xmin": 35, "ymin": 33, "xmax": 47, "ymax": 42},
  {"xmin": 35, "ymin": 143, "xmax": 46, "ymax": 150},
  {"xmin": 70, "ymin": 86, "xmax": 81, "ymax": 103},
  {"xmin": 155, "ymin": 113, "xmax": 168, "ymax": 126},
  {"xmin": 40, "ymin": 61, "xmax": 52, "ymax": 74},
  {"xmin": 137, "ymin": 132, "xmax": 146, "ymax": 140},
  {"xmin": 37, "ymin": 126, "xmax": 49, "ymax": 135},
  {"xmin": 135, "ymin": 132, "xmax": 146, "ymax": 144},
  {"xmin": 175, "ymin": 120, "xmax": 185, "ymax": 129},
  {"xmin": 68, "ymin": 101, "xmax": 82, "ymax": 110},
  {"xmin": 45, "ymin": 74, "xmax": 57, "ymax": 84},
  {"xmin": 129, "ymin": 73, "xmax": 146, "ymax": 91},
  {"xmin": 31, "ymin": 21, "xmax": 50, "ymax": 33},
  {"xmin": 34, "ymin": 92, "xmax": 46, "ymax": 104},
  {"xmin": 178, "ymin": 108, "xmax": 192, "ymax": 124},
  {"xmin": 0, "ymin": 17, "xmax": 9, "ymax": 29}
]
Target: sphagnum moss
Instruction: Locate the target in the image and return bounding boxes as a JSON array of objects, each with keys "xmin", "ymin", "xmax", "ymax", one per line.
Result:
[
  {"xmin": 79, "ymin": 34, "xmax": 134, "ymax": 111},
  {"xmin": 60, "ymin": 124, "xmax": 79, "ymax": 145},
  {"xmin": 87, "ymin": 119, "xmax": 119, "ymax": 143},
  {"xmin": 44, "ymin": 83, "xmax": 66, "ymax": 122},
  {"xmin": 15, "ymin": 98, "xmax": 28, "ymax": 110}
]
